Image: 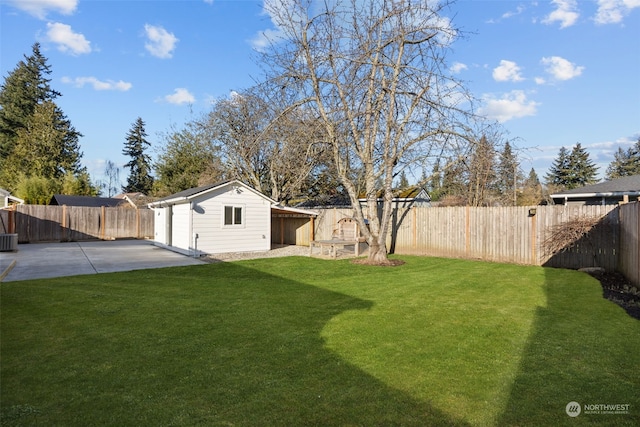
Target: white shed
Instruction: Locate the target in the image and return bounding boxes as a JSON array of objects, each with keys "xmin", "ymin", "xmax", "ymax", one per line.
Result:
[{"xmin": 148, "ymin": 180, "xmax": 276, "ymax": 256}]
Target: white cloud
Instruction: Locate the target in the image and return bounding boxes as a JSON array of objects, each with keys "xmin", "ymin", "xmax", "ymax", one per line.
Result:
[
  {"xmin": 8, "ymin": 0, "xmax": 77, "ymax": 19},
  {"xmin": 163, "ymin": 88, "xmax": 195, "ymax": 105},
  {"xmin": 450, "ymin": 62, "xmax": 468, "ymax": 74},
  {"xmin": 478, "ymin": 90, "xmax": 540, "ymax": 123},
  {"xmin": 45, "ymin": 22, "xmax": 91, "ymax": 55},
  {"xmin": 541, "ymin": 56, "xmax": 584, "ymax": 80},
  {"xmin": 502, "ymin": 4, "xmax": 526, "ymax": 19},
  {"xmin": 62, "ymin": 76, "xmax": 132, "ymax": 91},
  {"xmin": 543, "ymin": 0, "xmax": 580, "ymax": 28},
  {"xmin": 144, "ymin": 24, "xmax": 178, "ymax": 59},
  {"xmin": 594, "ymin": 0, "xmax": 640, "ymax": 24},
  {"xmin": 492, "ymin": 60, "xmax": 525, "ymax": 82}
]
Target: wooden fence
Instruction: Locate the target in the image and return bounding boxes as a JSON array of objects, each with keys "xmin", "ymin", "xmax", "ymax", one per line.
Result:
[
  {"xmin": 619, "ymin": 202, "xmax": 640, "ymax": 286},
  {"xmin": 310, "ymin": 204, "xmax": 628, "ymax": 272},
  {"xmin": 0, "ymin": 205, "xmax": 154, "ymax": 243}
]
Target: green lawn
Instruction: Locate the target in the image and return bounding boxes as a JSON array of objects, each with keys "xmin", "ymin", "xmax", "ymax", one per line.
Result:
[{"xmin": 1, "ymin": 256, "xmax": 638, "ymax": 426}]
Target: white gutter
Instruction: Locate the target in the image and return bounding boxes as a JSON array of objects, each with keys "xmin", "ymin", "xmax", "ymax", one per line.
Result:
[{"xmin": 550, "ymin": 191, "xmax": 640, "ymax": 199}]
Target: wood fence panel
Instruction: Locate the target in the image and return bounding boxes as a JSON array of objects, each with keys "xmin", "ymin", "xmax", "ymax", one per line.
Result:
[
  {"xmin": 619, "ymin": 202, "xmax": 639, "ymax": 287},
  {"xmin": 312, "ymin": 204, "xmax": 620, "ymax": 270},
  {"xmin": 11, "ymin": 205, "xmax": 153, "ymax": 243},
  {"xmin": 16, "ymin": 205, "xmax": 62, "ymax": 243}
]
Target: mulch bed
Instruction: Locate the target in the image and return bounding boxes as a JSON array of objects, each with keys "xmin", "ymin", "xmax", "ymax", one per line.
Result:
[{"xmin": 585, "ymin": 270, "xmax": 640, "ymax": 320}]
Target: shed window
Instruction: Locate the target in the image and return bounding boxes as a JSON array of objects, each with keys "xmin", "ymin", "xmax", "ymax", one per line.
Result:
[{"xmin": 224, "ymin": 205, "xmax": 243, "ymax": 225}]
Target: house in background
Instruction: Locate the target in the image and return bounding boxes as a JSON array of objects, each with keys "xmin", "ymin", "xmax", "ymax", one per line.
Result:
[
  {"xmin": 298, "ymin": 185, "xmax": 431, "ymax": 209},
  {"xmin": 148, "ymin": 179, "xmax": 317, "ymax": 256},
  {"xmin": 362, "ymin": 186, "xmax": 432, "ymax": 208},
  {"xmin": 49, "ymin": 194, "xmax": 131, "ymax": 208},
  {"xmin": 0, "ymin": 188, "xmax": 24, "ymax": 208},
  {"xmin": 550, "ymin": 175, "xmax": 640, "ymax": 206}
]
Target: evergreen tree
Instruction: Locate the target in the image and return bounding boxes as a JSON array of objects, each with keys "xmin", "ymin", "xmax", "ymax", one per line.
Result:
[
  {"xmin": 396, "ymin": 170, "xmax": 409, "ymax": 189},
  {"xmin": 519, "ymin": 168, "xmax": 543, "ymax": 205},
  {"xmin": 0, "ymin": 43, "xmax": 89, "ymax": 193},
  {"xmin": 567, "ymin": 143, "xmax": 598, "ymax": 188},
  {"xmin": 545, "ymin": 146, "xmax": 571, "ymax": 188},
  {"xmin": 0, "ymin": 43, "xmax": 61, "ymax": 159},
  {"xmin": 605, "ymin": 138, "xmax": 640, "ymax": 179},
  {"xmin": 467, "ymin": 135, "xmax": 497, "ymax": 206},
  {"xmin": 122, "ymin": 117, "xmax": 154, "ymax": 193},
  {"xmin": 497, "ymin": 141, "xmax": 521, "ymax": 206},
  {"xmin": 545, "ymin": 143, "xmax": 598, "ymax": 190},
  {"xmin": 154, "ymin": 120, "xmax": 223, "ymax": 195}
]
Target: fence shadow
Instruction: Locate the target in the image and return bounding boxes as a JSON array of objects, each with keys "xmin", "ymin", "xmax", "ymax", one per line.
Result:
[
  {"xmin": 542, "ymin": 208, "xmax": 620, "ymax": 271},
  {"xmin": 497, "ymin": 267, "xmax": 640, "ymax": 426}
]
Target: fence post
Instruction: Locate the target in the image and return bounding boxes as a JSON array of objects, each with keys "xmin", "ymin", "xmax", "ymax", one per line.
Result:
[
  {"xmin": 465, "ymin": 206, "xmax": 470, "ymax": 256},
  {"xmin": 531, "ymin": 210, "xmax": 537, "ymax": 265},
  {"xmin": 101, "ymin": 206, "xmax": 106, "ymax": 240},
  {"xmin": 8, "ymin": 207, "xmax": 15, "ymax": 234}
]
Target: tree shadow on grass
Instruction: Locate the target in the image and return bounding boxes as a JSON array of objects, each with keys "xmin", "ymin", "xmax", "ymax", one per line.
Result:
[
  {"xmin": 1, "ymin": 261, "xmax": 470, "ymax": 426},
  {"xmin": 497, "ymin": 267, "xmax": 640, "ymax": 427}
]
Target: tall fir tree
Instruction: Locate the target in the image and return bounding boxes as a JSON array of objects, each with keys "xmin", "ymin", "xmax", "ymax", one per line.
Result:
[
  {"xmin": 520, "ymin": 168, "xmax": 543, "ymax": 205},
  {"xmin": 567, "ymin": 143, "xmax": 598, "ymax": 189},
  {"xmin": 0, "ymin": 43, "xmax": 61, "ymax": 159},
  {"xmin": 497, "ymin": 141, "xmax": 521, "ymax": 206},
  {"xmin": 605, "ymin": 138, "xmax": 640, "ymax": 179},
  {"xmin": 122, "ymin": 117, "xmax": 154, "ymax": 193},
  {"xmin": 0, "ymin": 43, "xmax": 90, "ymax": 196},
  {"xmin": 545, "ymin": 146, "xmax": 571, "ymax": 188},
  {"xmin": 545, "ymin": 144, "xmax": 598, "ymax": 190}
]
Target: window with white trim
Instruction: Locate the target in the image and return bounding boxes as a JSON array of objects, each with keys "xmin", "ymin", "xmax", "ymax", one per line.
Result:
[{"xmin": 223, "ymin": 205, "xmax": 243, "ymax": 226}]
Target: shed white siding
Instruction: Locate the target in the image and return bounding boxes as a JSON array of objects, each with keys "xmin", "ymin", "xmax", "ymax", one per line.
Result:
[{"xmin": 192, "ymin": 185, "xmax": 271, "ymax": 254}]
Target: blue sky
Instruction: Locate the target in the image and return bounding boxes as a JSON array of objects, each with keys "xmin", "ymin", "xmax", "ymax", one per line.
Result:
[{"xmin": 1, "ymin": 0, "xmax": 639, "ymax": 188}]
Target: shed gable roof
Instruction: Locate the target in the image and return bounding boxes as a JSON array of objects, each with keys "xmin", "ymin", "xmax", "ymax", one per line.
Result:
[{"xmin": 148, "ymin": 180, "xmax": 276, "ymax": 207}]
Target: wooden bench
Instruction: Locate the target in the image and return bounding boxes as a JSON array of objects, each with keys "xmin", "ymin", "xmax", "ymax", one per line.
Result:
[{"xmin": 310, "ymin": 218, "xmax": 365, "ymax": 258}]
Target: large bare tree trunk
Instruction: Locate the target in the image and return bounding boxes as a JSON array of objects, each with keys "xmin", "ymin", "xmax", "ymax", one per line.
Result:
[{"xmin": 260, "ymin": 0, "xmax": 475, "ymax": 264}]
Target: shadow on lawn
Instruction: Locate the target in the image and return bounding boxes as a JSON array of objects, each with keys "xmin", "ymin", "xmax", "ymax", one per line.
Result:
[
  {"xmin": 497, "ymin": 267, "xmax": 640, "ymax": 427},
  {"xmin": 1, "ymin": 261, "xmax": 470, "ymax": 426}
]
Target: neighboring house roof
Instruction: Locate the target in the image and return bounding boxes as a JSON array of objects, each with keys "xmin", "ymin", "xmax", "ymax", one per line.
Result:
[
  {"xmin": 148, "ymin": 180, "xmax": 277, "ymax": 207},
  {"xmin": 50, "ymin": 195, "xmax": 126, "ymax": 207},
  {"xmin": 297, "ymin": 186, "xmax": 431, "ymax": 209},
  {"xmin": 550, "ymin": 175, "xmax": 640, "ymax": 203}
]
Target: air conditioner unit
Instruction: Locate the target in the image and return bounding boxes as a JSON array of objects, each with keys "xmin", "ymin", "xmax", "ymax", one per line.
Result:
[{"xmin": 0, "ymin": 233, "xmax": 18, "ymax": 251}]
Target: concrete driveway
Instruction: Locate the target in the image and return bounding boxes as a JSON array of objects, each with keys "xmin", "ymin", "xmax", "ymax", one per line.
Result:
[{"xmin": 0, "ymin": 240, "xmax": 204, "ymax": 282}]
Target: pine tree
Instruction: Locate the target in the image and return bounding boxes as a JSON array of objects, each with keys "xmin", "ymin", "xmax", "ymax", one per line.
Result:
[
  {"xmin": 122, "ymin": 117, "xmax": 154, "ymax": 193},
  {"xmin": 520, "ymin": 168, "xmax": 543, "ymax": 205},
  {"xmin": 567, "ymin": 143, "xmax": 598, "ymax": 189},
  {"xmin": 467, "ymin": 135, "xmax": 497, "ymax": 206},
  {"xmin": 606, "ymin": 138, "xmax": 640, "ymax": 179},
  {"xmin": 0, "ymin": 43, "xmax": 61, "ymax": 159},
  {"xmin": 396, "ymin": 170, "xmax": 409, "ymax": 189},
  {"xmin": 545, "ymin": 146, "xmax": 571, "ymax": 188},
  {"xmin": 0, "ymin": 43, "xmax": 89, "ymax": 193},
  {"xmin": 497, "ymin": 141, "xmax": 521, "ymax": 206},
  {"xmin": 546, "ymin": 144, "xmax": 599, "ymax": 190}
]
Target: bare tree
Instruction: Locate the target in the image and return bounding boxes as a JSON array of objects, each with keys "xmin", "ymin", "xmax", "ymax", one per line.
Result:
[
  {"xmin": 260, "ymin": 0, "xmax": 473, "ymax": 263},
  {"xmin": 206, "ymin": 87, "xmax": 327, "ymax": 204}
]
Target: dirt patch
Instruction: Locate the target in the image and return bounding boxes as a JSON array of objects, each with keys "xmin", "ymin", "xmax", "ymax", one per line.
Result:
[{"xmin": 585, "ymin": 270, "xmax": 640, "ymax": 320}]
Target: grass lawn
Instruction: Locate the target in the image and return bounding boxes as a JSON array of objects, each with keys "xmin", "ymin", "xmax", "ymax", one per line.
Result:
[{"xmin": 1, "ymin": 255, "xmax": 639, "ymax": 426}]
